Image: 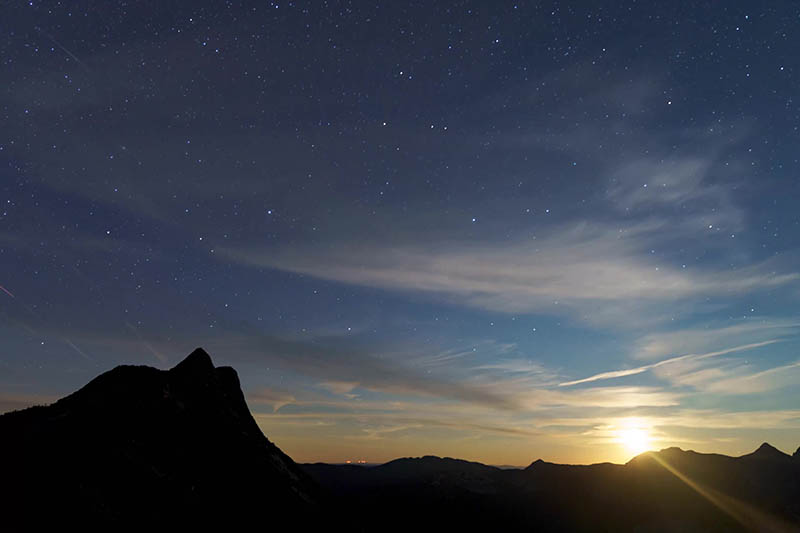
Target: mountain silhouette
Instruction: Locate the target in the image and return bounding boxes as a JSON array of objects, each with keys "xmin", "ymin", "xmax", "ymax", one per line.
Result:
[
  {"xmin": 0, "ymin": 348, "xmax": 321, "ymax": 529},
  {"xmin": 305, "ymin": 444, "xmax": 800, "ymax": 532},
  {"xmin": 739, "ymin": 441, "xmax": 793, "ymax": 461},
  {"xmin": 3, "ymin": 349, "xmax": 799, "ymax": 532}
]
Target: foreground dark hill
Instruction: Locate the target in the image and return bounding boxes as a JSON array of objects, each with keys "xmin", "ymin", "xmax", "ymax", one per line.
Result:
[
  {"xmin": 0, "ymin": 348, "xmax": 321, "ymax": 529},
  {"xmin": 305, "ymin": 444, "xmax": 800, "ymax": 532}
]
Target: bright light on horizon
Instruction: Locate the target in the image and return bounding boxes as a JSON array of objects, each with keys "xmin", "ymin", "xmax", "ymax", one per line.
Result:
[{"xmin": 616, "ymin": 418, "xmax": 653, "ymax": 456}]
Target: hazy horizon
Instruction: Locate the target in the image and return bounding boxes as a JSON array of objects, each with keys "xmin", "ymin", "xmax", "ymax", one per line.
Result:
[
  {"xmin": 2, "ymin": 347, "xmax": 797, "ymax": 466},
  {"xmin": 3, "ymin": 1, "xmax": 800, "ymax": 467}
]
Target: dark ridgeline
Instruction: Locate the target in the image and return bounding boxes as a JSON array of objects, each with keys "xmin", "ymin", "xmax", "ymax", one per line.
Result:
[
  {"xmin": 1, "ymin": 349, "xmax": 799, "ymax": 532},
  {"xmin": 305, "ymin": 445, "xmax": 800, "ymax": 532},
  {"xmin": 0, "ymin": 348, "xmax": 322, "ymax": 530}
]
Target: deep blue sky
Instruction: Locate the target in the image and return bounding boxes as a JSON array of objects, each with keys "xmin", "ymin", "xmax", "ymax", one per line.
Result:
[{"xmin": 2, "ymin": 1, "xmax": 799, "ymax": 464}]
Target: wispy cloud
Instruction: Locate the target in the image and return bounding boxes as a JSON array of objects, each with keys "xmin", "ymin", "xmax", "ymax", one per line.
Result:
[
  {"xmin": 558, "ymin": 340, "xmax": 780, "ymax": 387},
  {"xmin": 247, "ymin": 388, "xmax": 296, "ymax": 413},
  {"xmin": 663, "ymin": 358, "xmax": 800, "ymax": 395},
  {"xmin": 255, "ymin": 412, "xmax": 544, "ymax": 439},
  {"xmin": 661, "ymin": 409, "xmax": 800, "ymax": 430},
  {"xmin": 608, "ymin": 157, "xmax": 714, "ymax": 210},
  {"xmin": 204, "ymin": 333, "xmax": 521, "ymax": 410},
  {"xmin": 318, "ymin": 380, "xmax": 360, "ymax": 398},
  {"xmin": 605, "ymin": 152, "xmax": 745, "ymax": 234},
  {"xmin": 473, "ymin": 359, "xmax": 554, "ymax": 376},
  {"xmin": 543, "ymin": 409, "xmax": 800, "ymax": 432},
  {"xmin": 633, "ymin": 319, "xmax": 800, "ymax": 360},
  {"xmin": 531, "ymin": 386, "xmax": 683, "ymax": 408},
  {"xmin": 415, "ymin": 341, "xmax": 516, "ymax": 368},
  {"xmin": 221, "ymin": 222, "xmax": 798, "ymax": 325}
]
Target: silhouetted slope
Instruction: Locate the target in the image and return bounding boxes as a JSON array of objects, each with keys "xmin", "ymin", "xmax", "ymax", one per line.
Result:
[
  {"xmin": 304, "ymin": 444, "xmax": 800, "ymax": 532},
  {"xmin": 739, "ymin": 441, "xmax": 793, "ymax": 461},
  {"xmin": 623, "ymin": 447, "xmax": 800, "ymax": 531},
  {"xmin": 0, "ymin": 348, "xmax": 321, "ymax": 530}
]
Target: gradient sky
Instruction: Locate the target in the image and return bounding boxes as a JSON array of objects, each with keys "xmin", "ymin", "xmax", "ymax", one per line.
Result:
[{"xmin": 2, "ymin": 1, "xmax": 800, "ymax": 466}]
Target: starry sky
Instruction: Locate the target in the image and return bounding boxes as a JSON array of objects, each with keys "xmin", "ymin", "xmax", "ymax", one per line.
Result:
[{"xmin": 2, "ymin": 1, "xmax": 800, "ymax": 465}]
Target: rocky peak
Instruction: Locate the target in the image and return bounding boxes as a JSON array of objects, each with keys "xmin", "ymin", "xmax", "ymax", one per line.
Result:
[{"xmin": 741, "ymin": 442, "xmax": 791, "ymax": 460}]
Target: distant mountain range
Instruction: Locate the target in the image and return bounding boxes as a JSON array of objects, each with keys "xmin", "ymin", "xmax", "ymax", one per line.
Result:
[
  {"xmin": 2, "ymin": 349, "xmax": 798, "ymax": 531},
  {"xmin": 305, "ymin": 445, "xmax": 800, "ymax": 532}
]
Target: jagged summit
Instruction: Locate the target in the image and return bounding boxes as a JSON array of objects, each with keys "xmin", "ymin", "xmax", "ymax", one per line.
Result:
[
  {"xmin": 755, "ymin": 441, "xmax": 781, "ymax": 454},
  {"xmin": 658, "ymin": 446, "xmax": 685, "ymax": 453},
  {"xmin": 740, "ymin": 442, "xmax": 791, "ymax": 460},
  {"xmin": 0, "ymin": 348, "xmax": 321, "ymax": 529},
  {"xmin": 526, "ymin": 458, "xmax": 565, "ymax": 470},
  {"xmin": 171, "ymin": 346, "xmax": 215, "ymax": 374}
]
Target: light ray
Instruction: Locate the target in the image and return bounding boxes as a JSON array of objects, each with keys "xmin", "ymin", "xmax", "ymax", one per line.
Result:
[{"xmin": 649, "ymin": 453, "xmax": 795, "ymax": 531}]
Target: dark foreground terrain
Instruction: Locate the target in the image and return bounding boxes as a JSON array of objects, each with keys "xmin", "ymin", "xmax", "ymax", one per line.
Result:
[
  {"xmin": 2, "ymin": 349, "xmax": 799, "ymax": 531},
  {"xmin": 0, "ymin": 349, "xmax": 322, "ymax": 529}
]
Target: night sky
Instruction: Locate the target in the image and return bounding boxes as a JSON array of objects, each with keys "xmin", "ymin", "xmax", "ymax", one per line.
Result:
[{"xmin": 2, "ymin": 1, "xmax": 800, "ymax": 465}]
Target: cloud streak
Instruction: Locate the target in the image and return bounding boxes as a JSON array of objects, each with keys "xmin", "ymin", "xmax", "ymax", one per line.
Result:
[
  {"xmin": 558, "ymin": 340, "xmax": 781, "ymax": 387},
  {"xmin": 221, "ymin": 222, "xmax": 798, "ymax": 325},
  {"xmin": 662, "ymin": 358, "xmax": 800, "ymax": 396},
  {"xmin": 632, "ymin": 319, "xmax": 800, "ymax": 360}
]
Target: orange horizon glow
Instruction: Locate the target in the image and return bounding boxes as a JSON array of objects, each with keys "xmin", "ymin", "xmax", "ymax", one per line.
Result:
[{"xmin": 254, "ymin": 414, "xmax": 796, "ymax": 468}]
